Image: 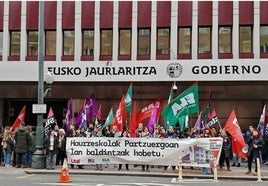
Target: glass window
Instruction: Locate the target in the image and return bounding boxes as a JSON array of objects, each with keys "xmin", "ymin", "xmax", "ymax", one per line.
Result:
[
  {"xmin": 63, "ymin": 30, "xmax": 74, "ymax": 55},
  {"xmin": 10, "ymin": 31, "xmax": 20, "ymax": 56},
  {"xmin": 0, "ymin": 31, "xmax": 3, "ymax": 55},
  {"xmin": 27, "ymin": 31, "xmax": 38, "ymax": 56},
  {"xmin": 157, "ymin": 28, "xmax": 170, "ymax": 55},
  {"xmin": 239, "ymin": 26, "xmax": 252, "ymax": 53},
  {"xmin": 219, "ymin": 26, "xmax": 232, "ymax": 54},
  {"xmin": 260, "ymin": 26, "xmax": 268, "ymax": 53},
  {"xmin": 138, "ymin": 28, "xmax": 150, "ymax": 55},
  {"xmin": 45, "ymin": 31, "xmax": 56, "ymax": 56},
  {"xmin": 101, "ymin": 30, "xmax": 112, "ymax": 55},
  {"xmin": 82, "ymin": 30, "xmax": 94, "ymax": 55},
  {"xmin": 198, "ymin": 27, "xmax": 211, "ymax": 54},
  {"xmin": 119, "ymin": 29, "xmax": 131, "ymax": 55},
  {"xmin": 178, "ymin": 28, "xmax": 191, "ymax": 54}
]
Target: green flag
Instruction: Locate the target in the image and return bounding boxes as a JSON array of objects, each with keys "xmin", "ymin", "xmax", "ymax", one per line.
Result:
[
  {"xmin": 125, "ymin": 84, "xmax": 133, "ymax": 112},
  {"xmin": 102, "ymin": 108, "xmax": 114, "ymax": 129},
  {"xmin": 162, "ymin": 84, "xmax": 199, "ymax": 126}
]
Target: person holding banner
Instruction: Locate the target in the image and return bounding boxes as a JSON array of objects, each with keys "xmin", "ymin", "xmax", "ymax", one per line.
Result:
[
  {"xmin": 219, "ymin": 129, "xmax": 231, "ymax": 171},
  {"xmin": 118, "ymin": 130, "xmax": 129, "ymax": 171},
  {"xmin": 246, "ymin": 129, "xmax": 264, "ymax": 175}
]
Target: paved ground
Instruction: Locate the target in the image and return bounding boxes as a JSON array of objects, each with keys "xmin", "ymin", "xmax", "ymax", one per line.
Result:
[{"xmin": 20, "ymin": 162, "xmax": 268, "ymax": 181}]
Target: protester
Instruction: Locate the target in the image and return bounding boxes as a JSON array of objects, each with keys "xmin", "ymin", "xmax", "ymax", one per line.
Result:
[
  {"xmin": 3, "ymin": 129, "xmax": 14, "ymax": 167},
  {"xmin": 200, "ymin": 127, "xmax": 214, "ymax": 175},
  {"xmin": 92, "ymin": 125, "xmax": 103, "ymax": 170},
  {"xmin": 141, "ymin": 127, "xmax": 151, "ymax": 172},
  {"xmin": 27, "ymin": 126, "xmax": 36, "ymax": 168},
  {"xmin": 246, "ymin": 129, "xmax": 264, "ymax": 175},
  {"xmin": 118, "ymin": 130, "xmax": 129, "ymax": 171},
  {"xmin": 163, "ymin": 125, "xmax": 178, "ymax": 173},
  {"xmin": 56, "ymin": 128, "xmax": 66, "ymax": 166},
  {"xmin": 219, "ymin": 129, "xmax": 231, "ymax": 171},
  {"xmin": 69, "ymin": 129, "xmax": 77, "ymax": 169},
  {"xmin": 44, "ymin": 129, "xmax": 59, "ymax": 170},
  {"xmin": 262, "ymin": 123, "xmax": 268, "ymax": 164},
  {"xmin": 14, "ymin": 122, "xmax": 30, "ymax": 168}
]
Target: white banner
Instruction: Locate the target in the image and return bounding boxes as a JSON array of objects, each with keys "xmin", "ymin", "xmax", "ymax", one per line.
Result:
[
  {"xmin": 0, "ymin": 59, "xmax": 267, "ymax": 81},
  {"xmin": 66, "ymin": 137, "xmax": 223, "ymax": 168}
]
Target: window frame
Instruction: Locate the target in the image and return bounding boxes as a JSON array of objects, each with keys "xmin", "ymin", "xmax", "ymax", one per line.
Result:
[
  {"xmin": 27, "ymin": 30, "xmax": 39, "ymax": 56},
  {"xmin": 82, "ymin": 29, "xmax": 94, "ymax": 56},
  {"xmin": 178, "ymin": 27, "xmax": 192, "ymax": 55},
  {"xmin": 100, "ymin": 29, "xmax": 113, "ymax": 56},
  {"xmin": 137, "ymin": 28, "xmax": 151, "ymax": 56},
  {"xmin": 198, "ymin": 26, "xmax": 212, "ymax": 54},
  {"xmin": 218, "ymin": 26, "xmax": 232, "ymax": 54},
  {"xmin": 63, "ymin": 30, "xmax": 75, "ymax": 56},
  {"xmin": 156, "ymin": 27, "xmax": 170, "ymax": 55},
  {"xmin": 10, "ymin": 31, "xmax": 21, "ymax": 56},
  {"xmin": 119, "ymin": 29, "xmax": 131, "ymax": 56}
]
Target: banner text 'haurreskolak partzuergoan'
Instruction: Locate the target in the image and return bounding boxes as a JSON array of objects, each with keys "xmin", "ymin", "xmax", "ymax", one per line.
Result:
[{"xmin": 66, "ymin": 137, "xmax": 223, "ymax": 168}]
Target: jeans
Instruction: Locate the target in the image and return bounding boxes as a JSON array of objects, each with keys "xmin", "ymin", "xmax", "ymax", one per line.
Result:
[
  {"xmin": 46, "ymin": 151, "xmax": 57, "ymax": 169},
  {"xmin": 4, "ymin": 152, "xmax": 11, "ymax": 166},
  {"xmin": 202, "ymin": 167, "xmax": 214, "ymax": 175}
]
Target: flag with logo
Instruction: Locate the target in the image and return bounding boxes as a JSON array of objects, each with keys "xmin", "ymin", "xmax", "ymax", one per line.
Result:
[
  {"xmin": 224, "ymin": 110, "xmax": 247, "ymax": 160},
  {"xmin": 162, "ymin": 83, "xmax": 199, "ymax": 126},
  {"xmin": 136, "ymin": 100, "xmax": 162, "ymax": 124},
  {"xmin": 79, "ymin": 100, "xmax": 88, "ymax": 129},
  {"xmin": 110, "ymin": 95, "xmax": 127, "ymax": 132},
  {"xmin": 44, "ymin": 107, "xmax": 57, "ymax": 135},
  {"xmin": 147, "ymin": 103, "xmax": 158, "ymax": 134},
  {"xmin": 125, "ymin": 83, "xmax": 133, "ymax": 113},
  {"xmin": 85, "ymin": 94, "xmax": 98, "ymax": 120},
  {"xmin": 257, "ymin": 105, "xmax": 266, "ymax": 137},
  {"xmin": 206, "ymin": 108, "xmax": 219, "ymax": 128},
  {"xmin": 102, "ymin": 108, "xmax": 114, "ymax": 129},
  {"xmin": 63, "ymin": 98, "xmax": 73, "ymax": 134},
  {"xmin": 11, "ymin": 105, "xmax": 26, "ymax": 131}
]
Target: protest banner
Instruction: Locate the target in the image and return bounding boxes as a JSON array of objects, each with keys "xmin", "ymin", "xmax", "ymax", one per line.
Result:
[{"xmin": 66, "ymin": 137, "xmax": 223, "ymax": 168}]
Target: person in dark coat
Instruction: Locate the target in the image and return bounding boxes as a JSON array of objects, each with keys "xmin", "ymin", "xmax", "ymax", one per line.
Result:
[
  {"xmin": 246, "ymin": 129, "xmax": 264, "ymax": 175},
  {"xmin": 44, "ymin": 129, "xmax": 59, "ymax": 170},
  {"xmin": 14, "ymin": 123, "xmax": 30, "ymax": 168},
  {"xmin": 219, "ymin": 129, "xmax": 231, "ymax": 171}
]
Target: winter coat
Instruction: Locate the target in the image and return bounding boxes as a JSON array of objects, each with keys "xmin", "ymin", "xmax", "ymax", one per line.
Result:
[
  {"xmin": 247, "ymin": 136, "xmax": 264, "ymax": 159},
  {"xmin": 5, "ymin": 137, "xmax": 14, "ymax": 153},
  {"xmin": 44, "ymin": 134, "xmax": 59, "ymax": 155},
  {"xmin": 28, "ymin": 132, "xmax": 37, "ymax": 153},
  {"xmin": 14, "ymin": 126, "xmax": 30, "ymax": 153},
  {"xmin": 222, "ymin": 136, "xmax": 231, "ymax": 158}
]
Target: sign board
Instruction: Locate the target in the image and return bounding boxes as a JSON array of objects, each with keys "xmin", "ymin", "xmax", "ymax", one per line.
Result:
[{"xmin": 32, "ymin": 104, "xmax": 47, "ymax": 114}]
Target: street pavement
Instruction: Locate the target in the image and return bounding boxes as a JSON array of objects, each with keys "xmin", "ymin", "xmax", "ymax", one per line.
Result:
[{"xmin": 20, "ymin": 162, "xmax": 268, "ymax": 181}]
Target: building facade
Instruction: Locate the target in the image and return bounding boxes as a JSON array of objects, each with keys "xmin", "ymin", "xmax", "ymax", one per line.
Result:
[{"xmin": 0, "ymin": 1, "xmax": 268, "ymax": 130}]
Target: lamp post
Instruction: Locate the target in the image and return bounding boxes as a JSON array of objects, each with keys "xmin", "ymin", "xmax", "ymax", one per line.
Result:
[{"xmin": 31, "ymin": 1, "xmax": 54, "ymax": 169}]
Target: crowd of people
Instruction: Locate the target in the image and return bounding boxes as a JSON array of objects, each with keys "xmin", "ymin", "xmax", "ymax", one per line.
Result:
[{"xmin": 0, "ymin": 121, "xmax": 267, "ymax": 176}]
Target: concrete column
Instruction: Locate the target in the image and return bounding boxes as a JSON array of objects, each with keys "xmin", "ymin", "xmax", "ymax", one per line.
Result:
[
  {"xmin": 192, "ymin": 1, "xmax": 198, "ymax": 60},
  {"xmin": 151, "ymin": 1, "xmax": 157, "ymax": 60},
  {"xmin": 56, "ymin": 1, "xmax": 62, "ymax": 62},
  {"xmin": 94, "ymin": 1, "xmax": 100, "ymax": 62},
  {"xmin": 20, "ymin": 1, "xmax": 27, "ymax": 61},
  {"xmin": 212, "ymin": 1, "xmax": 218, "ymax": 59},
  {"xmin": 113, "ymin": 1, "xmax": 118, "ymax": 61},
  {"xmin": 74, "ymin": 1, "xmax": 82, "ymax": 62},
  {"xmin": 233, "ymin": 1, "xmax": 239, "ymax": 59},
  {"xmin": 253, "ymin": 1, "xmax": 260, "ymax": 59},
  {"xmin": 2, "ymin": 1, "xmax": 9, "ymax": 62},
  {"xmin": 170, "ymin": 1, "xmax": 178, "ymax": 60},
  {"xmin": 131, "ymin": 1, "xmax": 137, "ymax": 61}
]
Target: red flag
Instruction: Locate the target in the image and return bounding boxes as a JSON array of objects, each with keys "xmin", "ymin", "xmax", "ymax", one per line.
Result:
[
  {"xmin": 11, "ymin": 105, "xmax": 26, "ymax": 131},
  {"xmin": 97, "ymin": 105, "xmax": 102, "ymax": 120},
  {"xmin": 136, "ymin": 100, "xmax": 162, "ymax": 124},
  {"xmin": 129, "ymin": 101, "xmax": 137, "ymax": 137},
  {"xmin": 95, "ymin": 105, "xmax": 102, "ymax": 125},
  {"xmin": 110, "ymin": 95, "xmax": 127, "ymax": 132},
  {"xmin": 224, "ymin": 110, "xmax": 247, "ymax": 160}
]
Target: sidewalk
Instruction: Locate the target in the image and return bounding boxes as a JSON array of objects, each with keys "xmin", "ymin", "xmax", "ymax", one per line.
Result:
[{"xmin": 23, "ymin": 162, "xmax": 268, "ymax": 181}]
